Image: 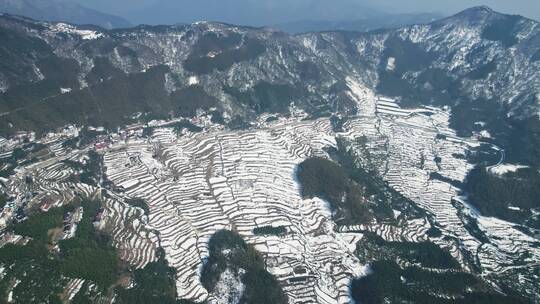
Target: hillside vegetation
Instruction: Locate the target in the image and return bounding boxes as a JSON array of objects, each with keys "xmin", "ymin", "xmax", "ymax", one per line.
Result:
[
  {"xmin": 297, "ymin": 157, "xmax": 373, "ymax": 224},
  {"xmin": 201, "ymin": 230, "xmax": 287, "ymax": 304},
  {"xmin": 465, "ymin": 166, "xmax": 540, "ymax": 228}
]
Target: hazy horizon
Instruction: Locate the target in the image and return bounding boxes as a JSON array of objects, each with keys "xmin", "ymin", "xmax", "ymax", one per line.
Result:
[{"xmin": 68, "ymin": 0, "xmax": 540, "ymax": 26}]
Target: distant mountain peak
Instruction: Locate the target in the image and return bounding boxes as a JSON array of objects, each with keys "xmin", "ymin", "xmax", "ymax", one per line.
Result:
[
  {"xmin": 452, "ymin": 5, "xmax": 499, "ymax": 20},
  {"xmin": 465, "ymin": 5, "xmax": 495, "ymax": 13},
  {"xmin": 0, "ymin": 0, "xmax": 131, "ymax": 29},
  {"xmin": 431, "ymin": 5, "xmax": 511, "ymax": 28},
  {"xmin": 272, "ymin": 12, "xmax": 444, "ymax": 34}
]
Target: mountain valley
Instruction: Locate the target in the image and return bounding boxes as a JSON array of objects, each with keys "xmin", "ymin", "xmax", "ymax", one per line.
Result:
[{"xmin": 0, "ymin": 6, "xmax": 539, "ymax": 304}]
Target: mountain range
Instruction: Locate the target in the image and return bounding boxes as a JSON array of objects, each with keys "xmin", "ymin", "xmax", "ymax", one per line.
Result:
[
  {"xmin": 0, "ymin": 6, "xmax": 538, "ymax": 138},
  {"xmin": 273, "ymin": 12, "xmax": 443, "ymax": 33},
  {"xmin": 0, "ymin": 5, "xmax": 539, "ymax": 303},
  {"xmin": 0, "ymin": 0, "xmax": 131, "ymax": 29}
]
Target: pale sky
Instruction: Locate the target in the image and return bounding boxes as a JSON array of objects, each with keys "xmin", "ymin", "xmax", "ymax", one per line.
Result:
[{"xmin": 71, "ymin": 0, "xmax": 540, "ymax": 25}]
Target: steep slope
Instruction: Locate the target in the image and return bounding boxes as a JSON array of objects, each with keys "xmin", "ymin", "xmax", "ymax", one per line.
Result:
[
  {"xmin": 0, "ymin": 8, "xmax": 538, "ymax": 181},
  {"xmin": 0, "ymin": 0, "xmax": 131, "ymax": 29},
  {"xmin": 1, "ymin": 7, "xmax": 538, "ymax": 135}
]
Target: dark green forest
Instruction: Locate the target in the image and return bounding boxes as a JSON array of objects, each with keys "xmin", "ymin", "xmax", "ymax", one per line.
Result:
[
  {"xmin": 201, "ymin": 230, "xmax": 287, "ymax": 304},
  {"xmin": 115, "ymin": 249, "xmax": 180, "ymax": 304},
  {"xmin": 224, "ymin": 82, "xmax": 301, "ymax": 114},
  {"xmin": 0, "ymin": 198, "xmax": 204, "ymax": 303},
  {"xmin": 253, "ymin": 225, "xmax": 287, "ymax": 236},
  {"xmin": 296, "ymin": 138, "xmax": 426, "ymax": 225},
  {"xmin": 0, "ymin": 192, "xmax": 6, "ymax": 209},
  {"xmin": 0, "ymin": 200, "xmax": 118, "ymax": 302},
  {"xmin": 59, "ymin": 200, "xmax": 118, "ymax": 289},
  {"xmin": 351, "ymin": 233, "xmax": 527, "ymax": 304},
  {"xmin": 350, "ymin": 260, "xmax": 526, "ymax": 304},
  {"xmin": 297, "ymin": 157, "xmax": 374, "ymax": 224},
  {"xmin": 481, "ymin": 15, "xmax": 521, "ymax": 47},
  {"xmin": 63, "ymin": 150, "xmax": 103, "ymax": 186},
  {"xmin": 184, "ymin": 33, "xmax": 266, "ymax": 74},
  {"xmin": 465, "ymin": 166, "xmax": 540, "ymax": 228},
  {"xmin": 355, "ymin": 232, "xmax": 459, "ymax": 270}
]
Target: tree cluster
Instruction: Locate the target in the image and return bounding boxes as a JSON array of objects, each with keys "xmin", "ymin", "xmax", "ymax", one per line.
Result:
[
  {"xmin": 201, "ymin": 230, "xmax": 287, "ymax": 304},
  {"xmin": 351, "ymin": 260, "xmax": 526, "ymax": 304},
  {"xmin": 465, "ymin": 166, "xmax": 540, "ymax": 228}
]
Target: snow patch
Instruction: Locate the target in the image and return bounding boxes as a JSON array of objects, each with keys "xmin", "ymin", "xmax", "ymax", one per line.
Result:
[
  {"xmin": 118, "ymin": 179, "xmax": 140, "ymax": 190},
  {"xmin": 474, "ymin": 121, "xmax": 486, "ymax": 127},
  {"xmin": 0, "ymin": 75, "xmax": 7, "ymax": 93},
  {"xmin": 60, "ymin": 87, "xmax": 72, "ymax": 94},
  {"xmin": 355, "ymin": 40, "xmax": 367, "ymax": 55},
  {"xmin": 212, "ymin": 268, "xmax": 245, "ymax": 304},
  {"xmin": 479, "ymin": 130, "xmax": 491, "ymax": 138},
  {"xmin": 49, "ymin": 23, "xmax": 104, "ymax": 40},
  {"xmin": 32, "ymin": 64, "xmax": 45, "ymax": 81},
  {"xmin": 188, "ymin": 76, "xmax": 199, "ymax": 86},
  {"xmin": 490, "ymin": 164, "xmax": 528, "ymax": 175},
  {"xmin": 386, "ymin": 57, "xmax": 396, "ymax": 71},
  {"xmin": 302, "ymin": 36, "xmax": 317, "ymax": 53},
  {"xmin": 346, "ymin": 77, "xmax": 376, "ymax": 116},
  {"xmin": 164, "ymin": 73, "xmax": 176, "ymax": 94}
]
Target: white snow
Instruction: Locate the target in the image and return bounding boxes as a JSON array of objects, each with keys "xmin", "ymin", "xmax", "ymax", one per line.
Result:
[
  {"xmin": 188, "ymin": 76, "xmax": 199, "ymax": 86},
  {"xmin": 302, "ymin": 36, "xmax": 318, "ymax": 53},
  {"xmin": 5, "ymin": 84, "xmax": 540, "ymax": 302},
  {"xmin": 386, "ymin": 57, "xmax": 396, "ymax": 71},
  {"xmin": 212, "ymin": 268, "xmax": 245, "ymax": 304},
  {"xmin": 60, "ymin": 87, "xmax": 72, "ymax": 94},
  {"xmin": 346, "ymin": 77, "xmax": 377, "ymax": 116},
  {"xmin": 479, "ymin": 130, "xmax": 491, "ymax": 138},
  {"xmin": 0, "ymin": 75, "xmax": 8, "ymax": 93},
  {"xmin": 474, "ymin": 121, "xmax": 486, "ymax": 127},
  {"xmin": 49, "ymin": 23, "xmax": 104, "ymax": 40},
  {"xmin": 118, "ymin": 179, "xmax": 140, "ymax": 189},
  {"xmin": 490, "ymin": 164, "xmax": 528, "ymax": 175}
]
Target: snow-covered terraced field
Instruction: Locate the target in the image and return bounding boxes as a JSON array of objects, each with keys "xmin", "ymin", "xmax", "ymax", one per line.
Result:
[
  {"xmin": 101, "ymin": 198, "xmax": 159, "ymax": 269},
  {"xmin": 99, "ymin": 91, "xmax": 539, "ymax": 301},
  {"xmin": 3, "ymin": 86, "xmax": 539, "ymax": 302},
  {"xmin": 102, "ymin": 120, "xmax": 366, "ymax": 303},
  {"xmin": 342, "ymin": 103, "xmax": 540, "ymax": 296}
]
